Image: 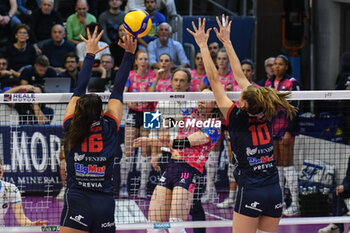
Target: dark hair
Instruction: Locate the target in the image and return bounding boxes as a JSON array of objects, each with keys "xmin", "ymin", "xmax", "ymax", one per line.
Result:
[
  {"xmin": 159, "ymin": 53, "xmax": 172, "ymax": 62},
  {"xmin": 15, "ymin": 23, "xmax": 30, "ymax": 34},
  {"xmin": 65, "ymin": 94, "xmax": 103, "ymax": 151},
  {"xmin": 64, "ymin": 52, "xmax": 79, "ymax": 63},
  {"xmin": 172, "ymin": 67, "xmax": 191, "ymax": 83},
  {"xmin": 275, "ymin": 54, "xmax": 292, "ymax": 75},
  {"xmin": 86, "ymin": 23, "xmax": 102, "ymax": 34},
  {"xmin": 241, "ymin": 59, "xmax": 255, "ymax": 70},
  {"xmin": 35, "ymin": 55, "xmax": 50, "ymax": 67}
]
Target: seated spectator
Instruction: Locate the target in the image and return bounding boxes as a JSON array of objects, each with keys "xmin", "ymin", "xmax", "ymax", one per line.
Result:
[
  {"xmin": 137, "ymin": 0, "xmax": 166, "ymax": 50},
  {"xmin": 5, "ymin": 84, "xmax": 53, "ymax": 124},
  {"xmin": 318, "ymin": 156, "xmax": 350, "ymax": 233},
  {"xmin": 241, "ymin": 59, "xmax": 255, "ymax": 83},
  {"xmin": 66, "ymin": 0, "xmax": 96, "ymax": 45},
  {"xmin": 41, "ymin": 24, "xmax": 75, "ymax": 71},
  {"xmin": 148, "ymin": 22, "xmax": 189, "ymax": 69},
  {"xmin": 59, "ymin": 52, "xmax": 79, "ymax": 91},
  {"xmin": 257, "ymin": 56, "xmax": 275, "ymax": 86},
  {"xmin": 125, "ymin": 0, "xmax": 177, "ymax": 19},
  {"xmin": 109, "ymin": 24, "xmax": 126, "ymax": 67},
  {"xmin": 98, "ymin": 0, "xmax": 126, "ymax": 44},
  {"xmin": 5, "ymin": 23, "xmax": 36, "ymax": 71},
  {"xmin": 76, "ymin": 23, "xmax": 110, "ymax": 68},
  {"xmin": 20, "ymin": 54, "xmax": 57, "ymax": 87},
  {"xmin": 189, "ymin": 51, "xmax": 205, "ymax": 92},
  {"xmin": 17, "ymin": 0, "xmax": 40, "ymax": 23},
  {"xmin": 0, "ymin": 56, "xmax": 20, "ymax": 91},
  {"xmin": 0, "ymin": 0, "xmax": 21, "ymax": 30},
  {"xmin": 208, "ymin": 41, "xmax": 220, "ymax": 64},
  {"xmin": 100, "ymin": 54, "xmax": 116, "ymax": 88},
  {"xmin": 29, "ymin": 0, "xmax": 63, "ymax": 53}
]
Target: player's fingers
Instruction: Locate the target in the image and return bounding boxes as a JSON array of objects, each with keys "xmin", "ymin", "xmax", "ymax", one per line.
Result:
[
  {"xmin": 92, "ymin": 25, "xmax": 98, "ymax": 39},
  {"xmin": 97, "ymin": 29, "xmax": 105, "ymax": 41},
  {"xmin": 186, "ymin": 28, "xmax": 195, "ymax": 36},
  {"xmin": 97, "ymin": 45, "xmax": 109, "ymax": 53},
  {"xmin": 213, "ymin": 27, "xmax": 219, "ymax": 36},
  {"xmin": 206, "ymin": 27, "xmax": 212, "ymax": 36},
  {"xmin": 86, "ymin": 27, "xmax": 91, "ymax": 39},
  {"xmin": 191, "ymin": 21, "xmax": 198, "ymax": 32},
  {"xmin": 216, "ymin": 16, "xmax": 222, "ymax": 28},
  {"xmin": 79, "ymin": 34, "xmax": 87, "ymax": 42}
]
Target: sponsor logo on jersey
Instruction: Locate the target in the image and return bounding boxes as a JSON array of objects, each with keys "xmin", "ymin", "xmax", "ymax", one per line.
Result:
[
  {"xmin": 245, "ymin": 201, "xmax": 262, "ymax": 212},
  {"xmin": 246, "ymin": 147, "xmax": 258, "ymax": 156},
  {"xmin": 275, "ymin": 202, "xmax": 283, "ymax": 209},
  {"xmin": 248, "ymin": 155, "xmax": 274, "ymax": 165},
  {"xmin": 180, "ymin": 178, "xmax": 186, "ymax": 184},
  {"xmin": 75, "ymin": 163, "xmax": 106, "ymax": 176},
  {"xmin": 69, "ymin": 215, "xmax": 87, "ymax": 227},
  {"xmin": 78, "ymin": 181, "xmax": 103, "ymax": 188},
  {"xmin": 101, "ymin": 221, "xmax": 115, "ymax": 228},
  {"xmin": 74, "ymin": 153, "xmax": 85, "ymax": 161},
  {"xmin": 159, "ymin": 176, "xmax": 166, "ymax": 182}
]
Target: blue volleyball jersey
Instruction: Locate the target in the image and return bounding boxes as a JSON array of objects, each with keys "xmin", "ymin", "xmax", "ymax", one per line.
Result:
[
  {"xmin": 63, "ymin": 113, "xmax": 119, "ymax": 193},
  {"xmin": 226, "ymin": 103, "xmax": 279, "ymax": 187}
]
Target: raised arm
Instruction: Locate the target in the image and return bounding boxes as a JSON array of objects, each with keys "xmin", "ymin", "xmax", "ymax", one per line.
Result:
[
  {"xmin": 12, "ymin": 202, "xmax": 48, "ymax": 226},
  {"xmin": 106, "ymin": 35, "xmax": 137, "ymax": 123},
  {"xmin": 214, "ymin": 15, "xmax": 250, "ymax": 90},
  {"xmin": 64, "ymin": 26, "xmax": 109, "ymax": 118},
  {"xmin": 187, "ymin": 18, "xmax": 233, "ymax": 118}
]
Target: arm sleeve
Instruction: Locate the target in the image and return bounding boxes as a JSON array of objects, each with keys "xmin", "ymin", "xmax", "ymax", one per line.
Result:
[
  {"xmin": 66, "ymin": 16, "xmax": 73, "ymax": 40},
  {"xmin": 72, "ymin": 53, "xmax": 95, "ymax": 97},
  {"xmin": 201, "ymin": 126, "xmax": 221, "ymax": 144},
  {"xmin": 203, "ymin": 76, "xmax": 210, "ymax": 86},
  {"xmin": 147, "ymin": 41, "xmax": 157, "ymax": 67},
  {"xmin": 17, "ymin": 0, "xmax": 30, "ymax": 14}
]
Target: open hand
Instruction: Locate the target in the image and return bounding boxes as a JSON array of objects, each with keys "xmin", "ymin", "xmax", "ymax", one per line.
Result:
[
  {"xmin": 118, "ymin": 35, "xmax": 137, "ymax": 54},
  {"xmin": 186, "ymin": 17, "xmax": 211, "ymax": 48},
  {"xmin": 79, "ymin": 26, "xmax": 109, "ymax": 55},
  {"xmin": 213, "ymin": 14, "xmax": 232, "ymax": 45}
]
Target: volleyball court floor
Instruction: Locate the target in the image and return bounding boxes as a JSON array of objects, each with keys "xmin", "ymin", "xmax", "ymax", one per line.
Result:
[{"xmin": 4, "ymin": 196, "xmax": 348, "ymax": 233}]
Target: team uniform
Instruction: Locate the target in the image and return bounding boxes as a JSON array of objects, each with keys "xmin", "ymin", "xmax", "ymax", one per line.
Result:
[
  {"xmin": 189, "ymin": 70, "xmax": 206, "ymax": 92},
  {"xmin": 226, "ymin": 103, "xmax": 283, "ymax": 218},
  {"xmin": 154, "ymin": 76, "xmax": 173, "ymax": 92},
  {"xmin": 125, "ymin": 70, "xmax": 157, "ymax": 128},
  {"xmin": 202, "ymin": 70, "xmax": 236, "ymax": 90},
  {"xmin": 0, "ymin": 181, "xmax": 21, "ymax": 226},
  {"xmin": 60, "ymin": 113, "xmax": 119, "ymax": 233},
  {"xmin": 158, "ymin": 110, "xmax": 221, "ymax": 193}
]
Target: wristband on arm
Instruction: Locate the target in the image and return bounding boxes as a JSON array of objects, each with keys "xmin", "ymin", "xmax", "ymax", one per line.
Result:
[
  {"xmin": 72, "ymin": 53, "xmax": 95, "ymax": 97},
  {"xmin": 109, "ymin": 52, "xmax": 134, "ymax": 102},
  {"xmin": 172, "ymin": 138, "xmax": 191, "ymax": 149}
]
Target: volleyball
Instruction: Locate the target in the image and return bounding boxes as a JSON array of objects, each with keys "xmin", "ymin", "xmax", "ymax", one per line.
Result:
[{"xmin": 123, "ymin": 10, "xmax": 152, "ymax": 38}]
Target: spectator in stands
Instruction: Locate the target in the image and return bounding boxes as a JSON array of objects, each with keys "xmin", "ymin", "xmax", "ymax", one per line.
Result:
[
  {"xmin": 335, "ymin": 51, "xmax": 350, "ymax": 144},
  {"xmin": 148, "ymin": 53, "xmax": 173, "ymax": 92},
  {"xmin": 5, "ymin": 84, "xmax": 53, "ymax": 124},
  {"xmin": 29, "ymin": 0, "xmax": 63, "ymax": 53},
  {"xmin": 318, "ymin": 156, "xmax": 350, "ymax": 233},
  {"xmin": 257, "ymin": 56, "xmax": 275, "ymax": 86},
  {"xmin": 109, "ymin": 24, "xmax": 127, "ymax": 67},
  {"xmin": 0, "ymin": 158, "xmax": 48, "ymax": 225},
  {"xmin": 66, "ymin": 0, "xmax": 96, "ymax": 45},
  {"xmin": 137, "ymin": 0, "xmax": 166, "ymax": 50},
  {"xmin": 208, "ymin": 41, "xmax": 220, "ymax": 63},
  {"xmin": 76, "ymin": 23, "xmax": 111, "ymax": 68},
  {"xmin": 59, "ymin": 52, "xmax": 79, "ymax": 91},
  {"xmin": 264, "ymin": 54, "xmax": 301, "ymax": 217},
  {"xmin": 240, "ymin": 59, "xmax": 255, "ymax": 83},
  {"xmin": 189, "ymin": 51, "xmax": 206, "ymax": 92},
  {"xmin": 17, "ymin": 0, "xmax": 40, "ymax": 23},
  {"xmin": 198, "ymin": 48, "xmax": 235, "ymax": 91},
  {"xmin": 5, "ymin": 23, "xmax": 36, "ymax": 71},
  {"xmin": 20, "ymin": 55, "xmax": 57, "ymax": 87},
  {"xmin": 41, "ymin": 24, "xmax": 76, "ymax": 71},
  {"xmin": 0, "ymin": 56, "xmax": 20, "ymax": 91},
  {"xmin": 148, "ymin": 22, "xmax": 190, "ymax": 69},
  {"xmin": 121, "ymin": 49, "xmax": 157, "ymax": 198},
  {"xmin": 125, "ymin": 0, "xmax": 177, "ymax": 19},
  {"xmin": 98, "ymin": 0, "xmax": 126, "ymax": 45},
  {"xmin": 0, "ymin": 0, "xmax": 21, "ymax": 30},
  {"xmin": 100, "ymin": 54, "xmax": 116, "ymax": 88}
]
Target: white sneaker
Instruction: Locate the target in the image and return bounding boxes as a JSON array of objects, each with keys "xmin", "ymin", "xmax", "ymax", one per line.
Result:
[
  {"xmin": 138, "ymin": 189, "xmax": 147, "ymax": 199},
  {"xmin": 282, "ymin": 203, "xmax": 300, "ymax": 217},
  {"xmin": 201, "ymin": 192, "xmax": 218, "ymax": 204},
  {"xmin": 318, "ymin": 223, "xmax": 340, "ymax": 233},
  {"xmin": 119, "ymin": 185, "xmax": 128, "ymax": 198},
  {"xmin": 216, "ymin": 197, "xmax": 235, "ymax": 209},
  {"xmin": 56, "ymin": 187, "xmax": 65, "ymax": 200}
]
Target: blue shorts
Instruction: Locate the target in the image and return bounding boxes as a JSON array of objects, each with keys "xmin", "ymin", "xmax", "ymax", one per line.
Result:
[
  {"xmin": 60, "ymin": 188, "xmax": 115, "ymax": 233},
  {"xmin": 126, "ymin": 109, "xmax": 143, "ymax": 128},
  {"xmin": 234, "ymin": 183, "xmax": 283, "ymax": 218},
  {"xmin": 158, "ymin": 159, "xmax": 199, "ymax": 193}
]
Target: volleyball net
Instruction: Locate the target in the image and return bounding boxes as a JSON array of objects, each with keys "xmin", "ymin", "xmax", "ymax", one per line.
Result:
[{"xmin": 0, "ymin": 91, "xmax": 350, "ymax": 232}]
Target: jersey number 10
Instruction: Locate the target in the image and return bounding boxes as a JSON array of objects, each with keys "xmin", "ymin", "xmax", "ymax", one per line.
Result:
[{"xmin": 248, "ymin": 124, "xmax": 271, "ymax": 146}]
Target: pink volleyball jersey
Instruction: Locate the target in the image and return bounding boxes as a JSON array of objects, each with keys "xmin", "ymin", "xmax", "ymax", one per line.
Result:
[
  {"xmin": 155, "ymin": 75, "xmax": 173, "ymax": 92},
  {"xmin": 189, "ymin": 70, "xmax": 206, "ymax": 92},
  {"xmin": 126, "ymin": 70, "xmax": 157, "ymax": 111},
  {"xmin": 203, "ymin": 70, "xmax": 235, "ymax": 90},
  {"xmin": 171, "ymin": 110, "xmax": 222, "ymax": 173}
]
